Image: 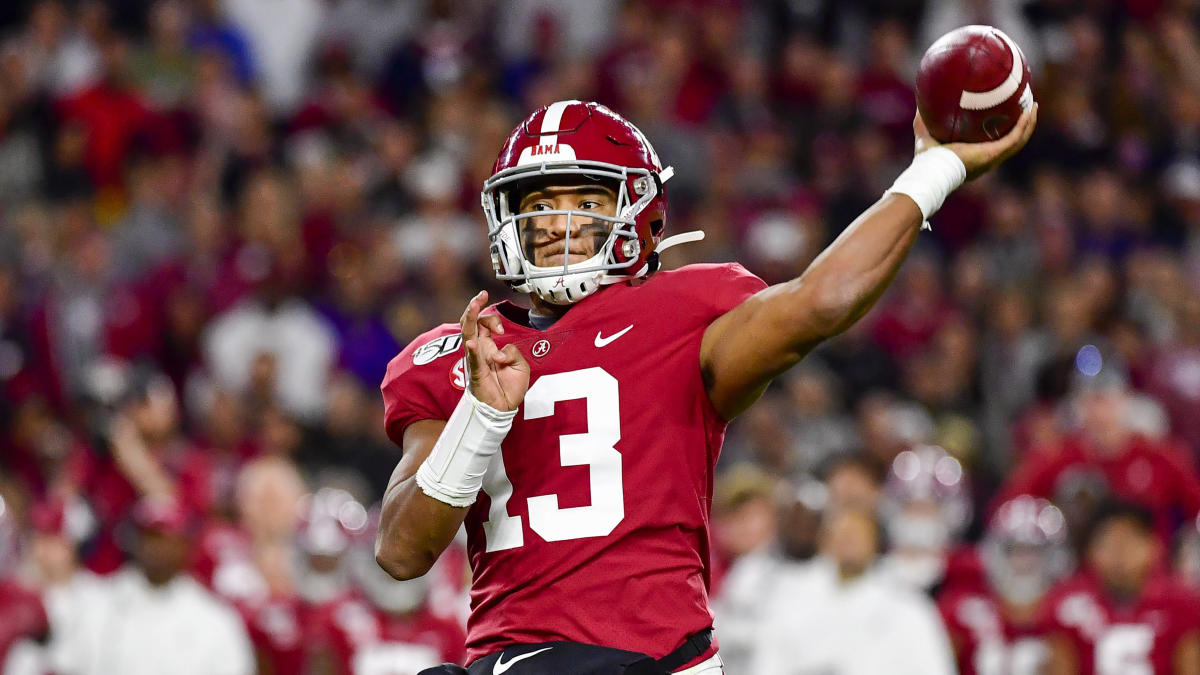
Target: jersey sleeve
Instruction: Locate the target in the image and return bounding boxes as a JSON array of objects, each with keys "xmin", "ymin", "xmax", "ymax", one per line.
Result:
[{"xmin": 380, "ymin": 325, "xmax": 464, "ymax": 450}]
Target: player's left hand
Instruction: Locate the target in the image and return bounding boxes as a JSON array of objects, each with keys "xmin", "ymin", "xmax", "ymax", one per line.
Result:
[
  {"xmin": 915, "ymin": 103, "xmax": 1037, "ymax": 181},
  {"xmin": 460, "ymin": 290, "xmax": 530, "ymax": 412}
]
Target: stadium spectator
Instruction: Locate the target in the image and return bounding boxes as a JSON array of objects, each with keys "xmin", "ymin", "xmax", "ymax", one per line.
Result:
[
  {"xmin": 220, "ymin": 0, "xmax": 323, "ymax": 115},
  {"xmin": 749, "ymin": 505, "xmax": 957, "ymax": 675},
  {"xmin": 5, "ymin": 498, "xmax": 107, "ymax": 674},
  {"xmin": 0, "ymin": 495, "xmax": 49, "ymax": 674},
  {"xmin": 64, "ymin": 495, "xmax": 254, "ymax": 675}
]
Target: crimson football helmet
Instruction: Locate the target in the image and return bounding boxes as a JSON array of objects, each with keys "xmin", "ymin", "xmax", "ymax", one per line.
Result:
[
  {"xmin": 878, "ymin": 445, "xmax": 973, "ymax": 589},
  {"xmin": 880, "ymin": 445, "xmax": 973, "ymax": 538},
  {"xmin": 982, "ymin": 496, "xmax": 1071, "ymax": 605},
  {"xmin": 294, "ymin": 488, "xmax": 369, "ymax": 603},
  {"xmin": 482, "ymin": 100, "xmax": 700, "ymax": 304}
]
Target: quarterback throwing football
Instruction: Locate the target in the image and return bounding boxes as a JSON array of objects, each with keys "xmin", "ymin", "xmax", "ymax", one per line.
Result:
[{"xmin": 376, "ymin": 100, "xmax": 1036, "ymax": 674}]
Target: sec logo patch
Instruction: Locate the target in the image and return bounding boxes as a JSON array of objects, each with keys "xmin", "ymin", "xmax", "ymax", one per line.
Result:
[
  {"xmin": 450, "ymin": 357, "xmax": 466, "ymax": 390},
  {"xmin": 412, "ymin": 334, "xmax": 462, "ymax": 366}
]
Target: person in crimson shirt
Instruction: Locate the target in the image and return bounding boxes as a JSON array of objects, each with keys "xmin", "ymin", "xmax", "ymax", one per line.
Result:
[
  {"xmin": 376, "ymin": 100, "xmax": 1036, "ymax": 674},
  {"xmin": 191, "ymin": 456, "xmax": 312, "ymax": 675},
  {"xmin": 938, "ymin": 496, "xmax": 1073, "ymax": 675},
  {"xmin": 995, "ymin": 371, "xmax": 1200, "ymax": 547},
  {"xmin": 75, "ymin": 363, "xmax": 214, "ymax": 573},
  {"xmin": 1041, "ymin": 501, "xmax": 1200, "ymax": 675}
]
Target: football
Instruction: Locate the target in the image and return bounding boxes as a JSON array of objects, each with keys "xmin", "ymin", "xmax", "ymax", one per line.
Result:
[{"xmin": 915, "ymin": 25, "xmax": 1034, "ymax": 144}]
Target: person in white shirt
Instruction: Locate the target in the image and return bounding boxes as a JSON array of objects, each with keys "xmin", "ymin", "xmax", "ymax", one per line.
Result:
[
  {"xmin": 221, "ymin": 0, "xmax": 324, "ymax": 114},
  {"xmin": 3, "ymin": 498, "xmax": 107, "ymax": 675},
  {"xmin": 71, "ymin": 497, "xmax": 254, "ymax": 675},
  {"xmin": 749, "ymin": 505, "xmax": 956, "ymax": 675}
]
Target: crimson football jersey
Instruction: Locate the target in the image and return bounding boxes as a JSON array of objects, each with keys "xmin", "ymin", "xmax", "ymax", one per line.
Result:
[
  {"xmin": 1040, "ymin": 572, "xmax": 1200, "ymax": 674},
  {"xmin": 311, "ymin": 592, "xmax": 466, "ymax": 675},
  {"xmin": 938, "ymin": 586, "xmax": 1049, "ymax": 675},
  {"xmin": 238, "ymin": 593, "xmax": 310, "ymax": 675},
  {"xmin": 995, "ymin": 434, "xmax": 1200, "ymax": 545},
  {"xmin": 381, "ymin": 263, "xmax": 766, "ymax": 663}
]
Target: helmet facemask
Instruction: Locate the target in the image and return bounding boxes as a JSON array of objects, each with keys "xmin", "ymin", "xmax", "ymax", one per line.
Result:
[{"xmin": 482, "ymin": 161, "xmax": 662, "ymax": 304}]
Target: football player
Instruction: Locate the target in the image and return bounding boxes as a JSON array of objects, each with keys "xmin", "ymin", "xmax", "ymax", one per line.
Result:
[
  {"xmin": 1041, "ymin": 501, "xmax": 1200, "ymax": 675},
  {"xmin": 376, "ymin": 100, "xmax": 1036, "ymax": 674},
  {"xmin": 878, "ymin": 445, "xmax": 973, "ymax": 593},
  {"xmin": 938, "ymin": 496, "xmax": 1072, "ymax": 675},
  {"xmin": 309, "ymin": 509, "xmax": 466, "ymax": 675}
]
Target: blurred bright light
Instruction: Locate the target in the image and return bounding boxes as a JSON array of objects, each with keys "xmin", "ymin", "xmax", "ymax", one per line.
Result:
[
  {"xmin": 934, "ymin": 456, "xmax": 963, "ymax": 486},
  {"xmin": 1075, "ymin": 344, "xmax": 1102, "ymax": 377},
  {"xmin": 894, "ymin": 450, "xmax": 920, "ymax": 481}
]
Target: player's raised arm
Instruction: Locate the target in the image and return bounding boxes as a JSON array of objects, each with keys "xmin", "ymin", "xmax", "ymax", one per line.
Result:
[
  {"xmin": 375, "ymin": 292, "xmax": 530, "ymax": 580},
  {"xmin": 700, "ymin": 106, "xmax": 1037, "ymax": 420}
]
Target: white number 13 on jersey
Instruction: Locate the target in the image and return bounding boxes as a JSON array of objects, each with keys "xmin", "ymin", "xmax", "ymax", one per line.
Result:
[{"xmin": 481, "ymin": 367, "xmax": 624, "ymax": 551}]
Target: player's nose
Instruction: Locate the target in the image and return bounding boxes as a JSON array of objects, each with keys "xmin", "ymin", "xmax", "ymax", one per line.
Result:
[{"xmin": 544, "ymin": 209, "xmax": 580, "ymax": 238}]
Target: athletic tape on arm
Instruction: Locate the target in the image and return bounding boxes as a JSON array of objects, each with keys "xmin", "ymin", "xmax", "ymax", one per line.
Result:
[
  {"xmin": 415, "ymin": 390, "xmax": 516, "ymax": 507},
  {"xmin": 883, "ymin": 146, "xmax": 967, "ymax": 228}
]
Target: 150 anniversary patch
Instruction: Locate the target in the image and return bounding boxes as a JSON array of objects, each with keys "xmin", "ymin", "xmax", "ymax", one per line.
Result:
[{"xmin": 412, "ymin": 334, "xmax": 463, "ymax": 365}]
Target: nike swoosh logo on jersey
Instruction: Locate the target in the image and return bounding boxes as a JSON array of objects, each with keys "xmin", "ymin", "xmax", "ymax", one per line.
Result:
[
  {"xmin": 594, "ymin": 324, "xmax": 634, "ymax": 348},
  {"xmin": 493, "ymin": 647, "xmax": 553, "ymax": 674}
]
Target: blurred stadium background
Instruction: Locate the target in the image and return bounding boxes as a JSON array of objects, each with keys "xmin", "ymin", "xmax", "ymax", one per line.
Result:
[{"xmin": 1, "ymin": 0, "xmax": 1200, "ymax": 673}]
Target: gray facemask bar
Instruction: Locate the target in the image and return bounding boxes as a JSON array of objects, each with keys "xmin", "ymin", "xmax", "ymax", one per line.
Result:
[{"xmin": 502, "ymin": 209, "xmax": 637, "ymax": 281}]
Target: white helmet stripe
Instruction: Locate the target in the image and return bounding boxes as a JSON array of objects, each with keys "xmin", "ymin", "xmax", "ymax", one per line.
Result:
[
  {"xmin": 959, "ymin": 30, "xmax": 1024, "ymax": 111},
  {"xmin": 538, "ymin": 99, "xmax": 582, "ymax": 146}
]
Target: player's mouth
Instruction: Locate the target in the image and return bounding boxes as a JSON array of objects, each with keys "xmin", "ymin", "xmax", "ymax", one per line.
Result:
[{"xmin": 535, "ymin": 245, "xmax": 594, "ymax": 266}]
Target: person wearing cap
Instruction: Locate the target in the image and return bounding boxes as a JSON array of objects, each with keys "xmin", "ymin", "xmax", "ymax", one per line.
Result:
[{"xmin": 62, "ymin": 496, "xmax": 254, "ymax": 675}]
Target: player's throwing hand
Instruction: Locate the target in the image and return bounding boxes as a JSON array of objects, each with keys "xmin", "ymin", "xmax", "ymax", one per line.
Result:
[
  {"xmin": 460, "ymin": 291, "xmax": 530, "ymax": 412},
  {"xmin": 914, "ymin": 103, "xmax": 1038, "ymax": 181}
]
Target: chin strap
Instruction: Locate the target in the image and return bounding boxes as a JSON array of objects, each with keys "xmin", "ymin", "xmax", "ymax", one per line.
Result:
[{"xmin": 656, "ymin": 229, "xmax": 703, "ymax": 253}]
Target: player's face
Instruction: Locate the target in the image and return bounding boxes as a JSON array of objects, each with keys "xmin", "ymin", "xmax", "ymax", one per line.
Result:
[
  {"xmin": 1088, "ymin": 518, "xmax": 1156, "ymax": 597},
  {"xmin": 517, "ymin": 182, "xmax": 618, "ymax": 267}
]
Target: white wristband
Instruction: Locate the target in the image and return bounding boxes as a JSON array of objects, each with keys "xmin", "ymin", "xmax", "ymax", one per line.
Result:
[
  {"xmin": 415, "ymin": 390, "xmax": 517, "ymax": 507},
  {"xmin": 883, "ymin": 146, "xmax": 967, "ymax": 229}
]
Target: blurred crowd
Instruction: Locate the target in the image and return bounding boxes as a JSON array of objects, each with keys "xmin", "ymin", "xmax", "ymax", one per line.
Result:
[{"xmin": 2, "ymin": 0, "xmax": 1200, "ymax": 672}]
